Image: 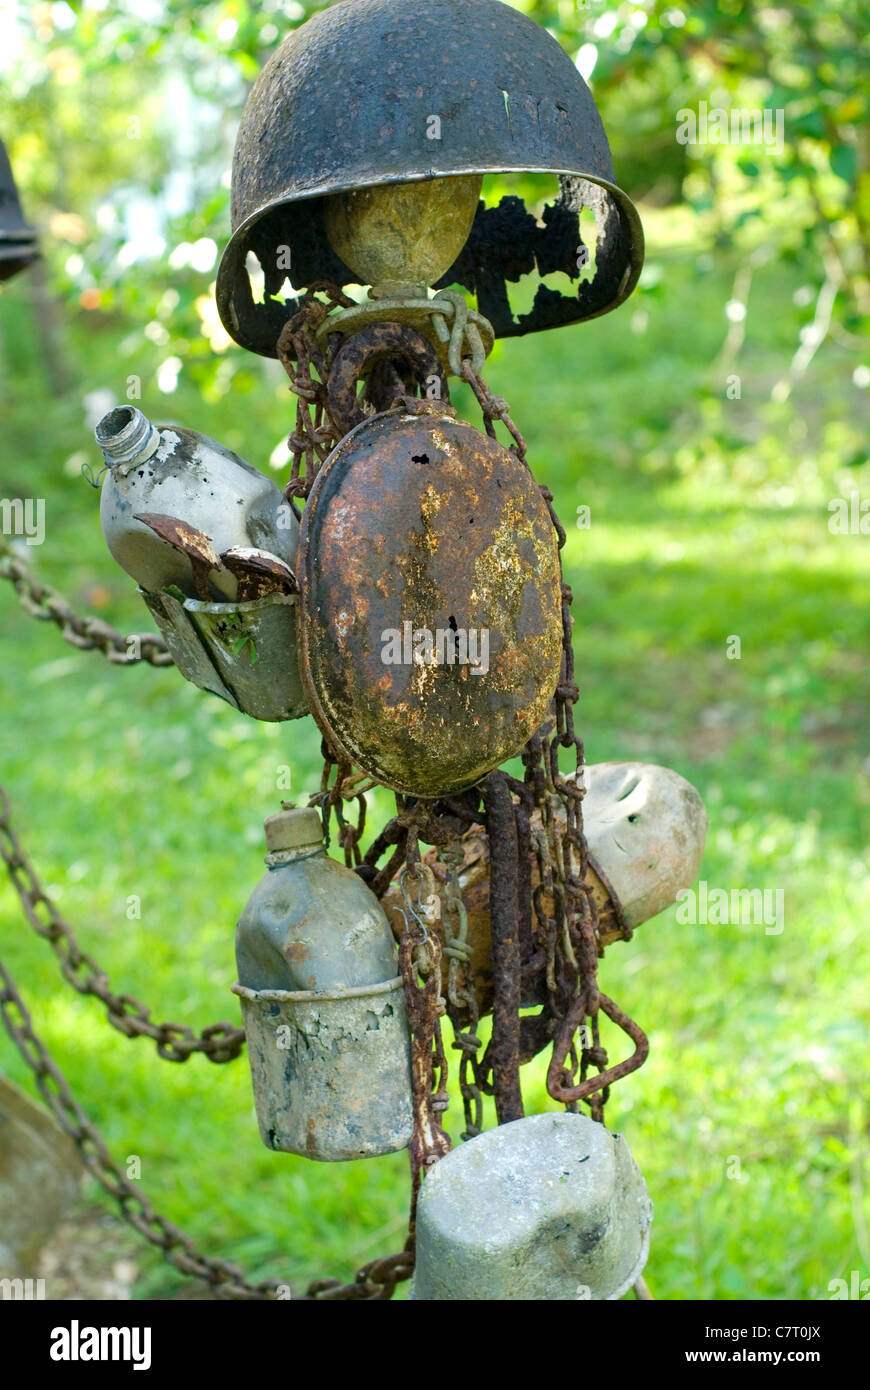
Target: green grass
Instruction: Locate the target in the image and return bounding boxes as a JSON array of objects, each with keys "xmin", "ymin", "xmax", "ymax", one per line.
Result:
[{"xmin": 1, "ymin": 207, "xmax": 868, "ymax": 1299}]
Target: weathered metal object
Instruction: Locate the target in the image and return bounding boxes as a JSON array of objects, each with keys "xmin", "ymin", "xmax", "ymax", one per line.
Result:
[
  {"xmin": 233, "ymin": 806, "xmax": 414, "ymax": 1161},
  {"xmin": 0, "ymin": 140, "xmax": 39, "ymax": 282},
  {"xmin": 575, "ymin": 761, "xmax": 708, "ymax": 925},
  {"xmin": 216, "ymin": 0, "xmax": 643, "ymax": 357},
  {"xmin": 220, "ymin": 546, "xmax": 297, "ymax": 602},
  {"xmin": 383, "ymin": 761, "xmax": 708, "ymax": 1016},
  {"xmin": 298, "ymin": 406, "xmax": 563, "ymax": 797},
  {"xmin": 326, "ymin": 322, "xmax": 446, "ymax": 437},
  {"xmin": 322, "ymin": 173, "xmax": 483, "ymax": 291},
  {"xmin": 481, "ymin": 771, "xmax": 523, "ymax": 1124},
  {"xmin": 141, "ymin": 587, "xmax": 307, "ymax": 722},
  {"xmin": 134, "ymin": 512, "xmax": 224, "ymax": 600},
  {"xmin": 317, "ymin": 289, "xmax": 494, "ymax": 380},
  {"xmin": 412, "ymin": 1112, "xmax": 652, "ymax": 1300},
  {"xmin": 0, "ymin": 1073, "xmax": 81, "ymax": 1275},
  {"xmin": 94, "ymin": 406, "xmax": 299, "ymax": 602}
]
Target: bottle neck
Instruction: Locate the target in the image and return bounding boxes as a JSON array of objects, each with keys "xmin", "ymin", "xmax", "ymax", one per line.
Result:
[
  {"xmin": 95, "ymin": 406, "xmax": 161, "ymax": 474},
  {"xmin": 264, "ymin": 844, "xmax": 325, "ymax": 868}
]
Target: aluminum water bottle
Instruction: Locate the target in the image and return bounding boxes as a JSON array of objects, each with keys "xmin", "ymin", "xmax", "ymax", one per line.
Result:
[
  {"xmin": 94, "ymin": 404, "xmax": 298, "ymax": 600},
  {"xmin": 233, "ymin": 806, "xmax": 414, "ymax": 1161}
]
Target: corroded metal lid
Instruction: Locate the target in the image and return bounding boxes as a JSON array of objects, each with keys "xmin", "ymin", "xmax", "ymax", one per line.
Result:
[
  {"xmin": 298, "ymin": 408, "xmax": 563, "ymax": 798},
  {"xmin": 263, "ymin": 805, "xmax": 323, "ymax": 852},
  {"xmin": 216, "ymin": 0, "xmax": 643, "ymax": 355}
]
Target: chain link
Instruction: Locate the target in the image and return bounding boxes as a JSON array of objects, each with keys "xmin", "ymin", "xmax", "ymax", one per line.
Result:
[
  {"xmin": 459, "ymin": 357, "xmax": 648, "ymax": 1117},
  {"xmin": 0, "ymin": 786, "xmax": 245, "ymax": 1064},
  {"xmin": 0, "ymin": 538, "xmax": 172, "ymax": 666}
]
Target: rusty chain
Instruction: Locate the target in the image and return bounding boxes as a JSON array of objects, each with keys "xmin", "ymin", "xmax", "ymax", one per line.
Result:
[
  {"xmin": 0, "ymin": 786, "xmax": 245, "ymax": 1064},
  {"xmin": 278, "ymin": 286, "xmax": 648, "ymax": 1122},
  {"xmin": 459, "ymin": 357, "xmax": 649, "ymax": 1116},
  {"xmin": 0, "ymin": 536, "xmax": 172, "ymax": 666},
  {"xmin": 276, "ymin": 280, "xmax": 355, "ymax": 506}
]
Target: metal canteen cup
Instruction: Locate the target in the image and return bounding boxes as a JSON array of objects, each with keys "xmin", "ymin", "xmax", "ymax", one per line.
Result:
[
  {"xmin": 412, "ymin": 1112, "xmax": 652, "ymax": 1300},
  {"xmin": 233, "ymin": 807, "xmax": 414, "ymax": 1161}
]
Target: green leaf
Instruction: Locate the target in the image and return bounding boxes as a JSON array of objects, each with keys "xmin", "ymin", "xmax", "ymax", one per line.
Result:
[{"xmin": 830, "ymin": 144, "xmax": 857, "ymax": 184}]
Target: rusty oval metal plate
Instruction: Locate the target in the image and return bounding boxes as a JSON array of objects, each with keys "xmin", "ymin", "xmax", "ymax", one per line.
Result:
[{"xmin": 298, "ymin": 410, "xmax": 562, "ymax": 797}]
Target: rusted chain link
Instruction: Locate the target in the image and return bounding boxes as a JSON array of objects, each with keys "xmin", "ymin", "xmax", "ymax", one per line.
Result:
[
  {"xmin": 458, "ymin": 355, "xmax": 648, "ymax": 1116},
  {"xmin": 276, "ymin": 281, "xmax": 354, "ymax": 504},
  {"xmin": 0, "ymin": 785, "xmax": 245, "ymax": 1063},
  {"xmin": 0, "ymin": 537, "xmax": 172, "ymax": 666},
  {"xmin": 0, "ymin": 955, "xmax": 273, "ymax": 1299},
  {"xmin": 482, "ymin": 771, "xmax": 524, "ymax": 1125},
  {"xmin": 394, "ymin": 856, "xmax": 452, "ymax": 1247}
]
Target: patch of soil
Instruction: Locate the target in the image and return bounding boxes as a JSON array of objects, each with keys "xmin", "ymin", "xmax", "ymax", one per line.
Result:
[{"xmin": 36, "ymin": 1199, "xmax": 219, "ymax": 1301}]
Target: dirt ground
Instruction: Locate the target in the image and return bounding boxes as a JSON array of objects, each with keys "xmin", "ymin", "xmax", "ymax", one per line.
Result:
[{"xmin": 36, "ymin": 1199, "xmax": 218, "ymax": 1301}]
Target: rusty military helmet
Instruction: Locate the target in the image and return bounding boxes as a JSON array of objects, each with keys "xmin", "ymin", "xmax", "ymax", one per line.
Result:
[
  {"xmin": 217, "ymin": 0, "xmax": 644, "ymax": 357},
  {"xmin": 298, "ymin": 406, "xmax": 563, "ymax": 798}
]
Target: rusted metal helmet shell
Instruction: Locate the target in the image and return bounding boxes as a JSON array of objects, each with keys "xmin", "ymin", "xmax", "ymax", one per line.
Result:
[
  {"xmin": 298, "ymin": 409, "xmax": 563, "ymax": 797},
  {"xmin": 217, "ymin": 0, "xmax": 643, "ymax": 356}
]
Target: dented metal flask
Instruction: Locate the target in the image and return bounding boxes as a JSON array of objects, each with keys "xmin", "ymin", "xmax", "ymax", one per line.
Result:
[
  {"xmin": 94, "ymin": 405, "xmax": 307, "ymax": 721},
  {"xmin": 233, "ymin": 806, "xmax": 414, "ymax": 1161},
  {"xmin": 94, "ymin": 405, "xmax": 299, "ymax": 600}
]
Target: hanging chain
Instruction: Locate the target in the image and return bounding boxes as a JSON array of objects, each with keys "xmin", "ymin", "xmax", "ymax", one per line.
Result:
[
  {"xmin": 276, "ymin": 280, "xmax": 355, "ymax": 506},
  {"xmin": 395, "ymin": 856, "xmax": 451, "ymax": 1244},
  {"xmin": 0, "ymin": 946, "xmax": 412, "ymax": 1300},
  {"xmin": 0, "ymin": 537, "xmax": 172, "ymax": 666},
  {"xmin": 0, "ymin": 954, "xmax": 275, "ymax": 1299},
  {"xmin": 440, "ymin": 839, "xmax": 484, "ymax": 1141},
  {"xmin": 0, "ymin": 786, "xmax": 245, "ymax": 1064},
  {"xmin": 277, "ymin": 287, "xmax": 648, "ymax": 1123},
  {"xmin": 459, "ymin": 358, "xmax": 649, "ymax": 1117}
]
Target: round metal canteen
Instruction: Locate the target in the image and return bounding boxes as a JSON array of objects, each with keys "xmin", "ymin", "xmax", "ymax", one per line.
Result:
[{"xmin": 298, "ymin": 409, "xmax": 563, "ymax": 798}]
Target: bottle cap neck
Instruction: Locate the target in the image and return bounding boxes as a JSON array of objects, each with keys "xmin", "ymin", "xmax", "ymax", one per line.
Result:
[
  {"xmin": 263, "ymin": 804, "xmax": 324, "ymax": 854},
  {"xmin": 95, "ymin": 406, "xmax": 161, "ymax": 473},
  {"xmin": 264, "ymin": 844, "xmax": 326, "ymax": 868}
]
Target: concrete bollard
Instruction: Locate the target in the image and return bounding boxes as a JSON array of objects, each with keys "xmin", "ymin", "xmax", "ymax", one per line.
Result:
[
  {"xmin": 0, "ymin": 1074, "xmax": 81, "ymax": 1275},
  {"xmin": 412, "ymin": 1112, "xmax": 652, "ymax": 1300}
]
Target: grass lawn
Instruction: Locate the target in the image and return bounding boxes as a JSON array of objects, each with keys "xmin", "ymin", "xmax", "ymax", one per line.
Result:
[{"xmin": 1, "ymin": 206, "xmax": 868, "ymax": 1300}]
